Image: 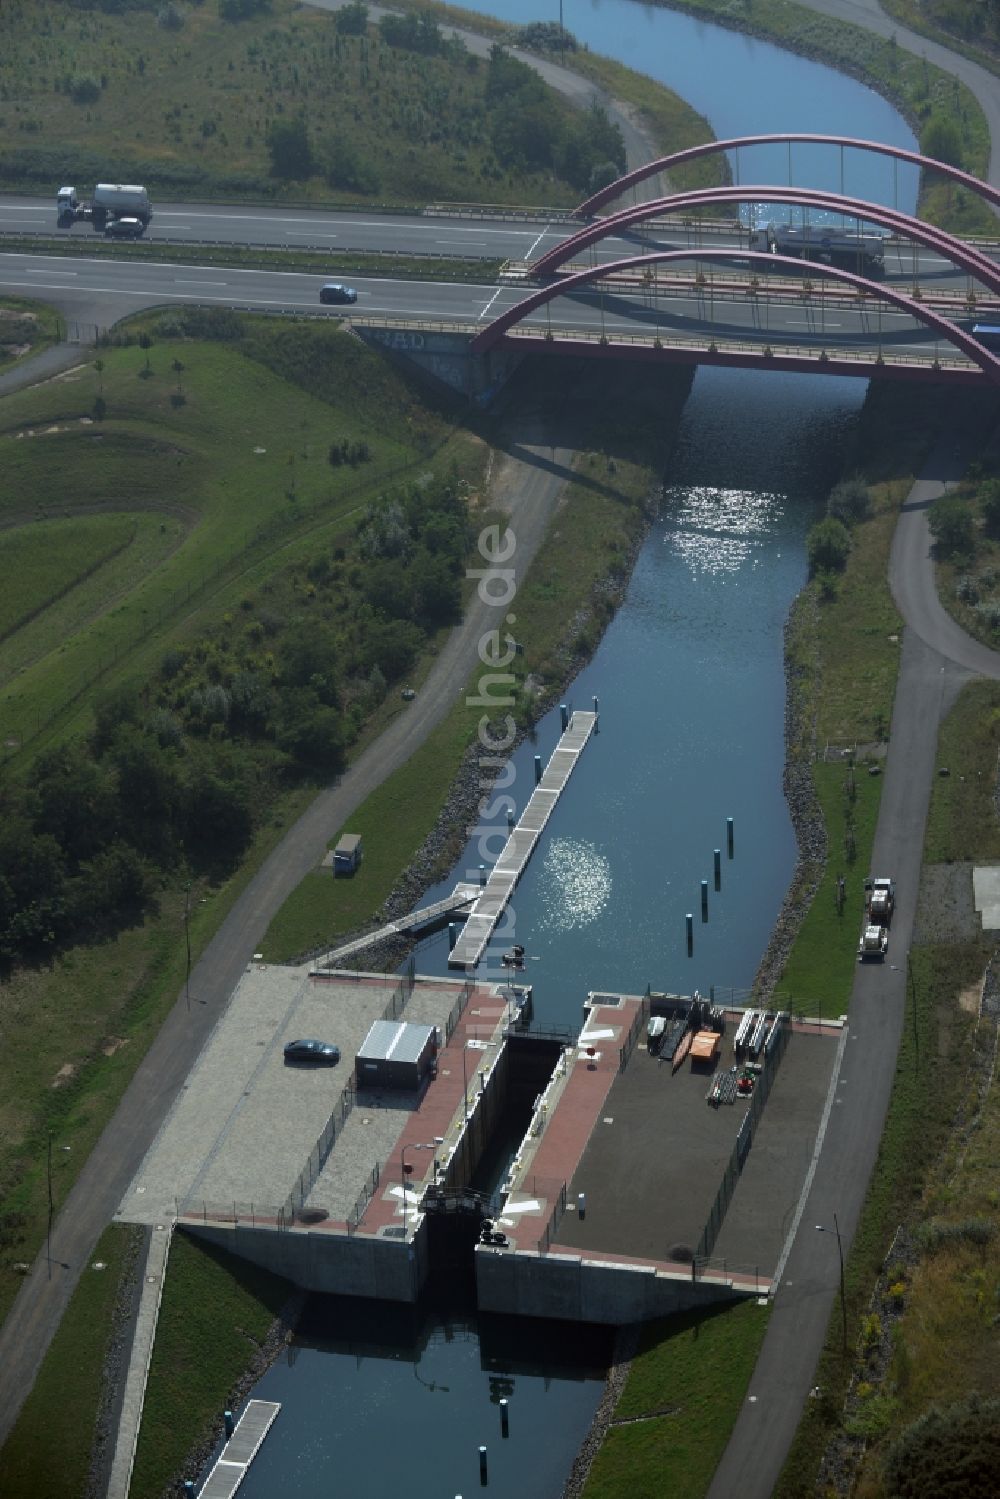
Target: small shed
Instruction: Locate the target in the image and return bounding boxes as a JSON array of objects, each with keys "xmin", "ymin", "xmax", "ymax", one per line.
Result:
[
  {"xmin": 356, "ymin": 1019, "xmax": 437, "ymax": 1091},
  {"xmin": 333, "ymin": 833, "xmax": 363, "ymax": 875}
]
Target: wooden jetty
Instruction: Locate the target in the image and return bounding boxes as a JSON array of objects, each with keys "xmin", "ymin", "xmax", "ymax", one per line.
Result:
[
  {"xmin": 198, "ymin": 1400, "xmax": 281, "ymax": 1499},
  {"xmin": 449, "ymin": 711, "xmax": 597, "ymax": 970},
  {"xmin": 315, "ymin": 883, "xmax": 479, "ymax": 969}
]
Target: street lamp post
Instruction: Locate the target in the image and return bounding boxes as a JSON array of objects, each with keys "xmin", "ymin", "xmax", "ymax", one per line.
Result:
[
  {"xmin": 401, "ymin": 1139, "xmax": 444, "ymax": 1239},
  {"xmin": 815, "ymin": 1214, "xmax": 847, "ymax": 1353}
]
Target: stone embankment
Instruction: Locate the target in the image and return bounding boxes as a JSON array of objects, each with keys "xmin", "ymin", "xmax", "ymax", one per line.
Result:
[{"xmin": 560, "ymin": 1323, "xmax": 642, "ymax": 1499}]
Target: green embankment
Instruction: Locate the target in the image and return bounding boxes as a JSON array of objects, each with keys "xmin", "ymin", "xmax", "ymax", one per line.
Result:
[{"xmin": 0, "ymin": 297, "xmax": 63, "ymax": 369}]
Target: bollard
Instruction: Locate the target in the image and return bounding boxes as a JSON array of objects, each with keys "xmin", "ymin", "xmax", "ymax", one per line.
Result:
[
  {"xmin": 224, "ymin": 1409, "xmax": 234, "ymax": 1440},
  {"xmin": 727, "ymin": 817, "xmax": 735, "ymax": 857},
  {"xmin": 479, "ymin": 863, "xmax": 486, "ymax": 886},
  {"xmin": 714, "ymin": 848, "xmax": 721, "ymax": 890},
  {"xmin": 500, "ymin": 1398, "xmax": 509, "ymax": 1437},
  {"xmin": 592, "ymin": 695, "xmax": 599, "ymax": 717},
  {"xmin": 507, "ymin": 808, "xmax": 515, "ymax": 831},
  {"xmin": 578, "ymin": 1191, "xmax": 586, "ymax": 1219},
  {"xmin": 534, "ymin": 754, "xmax": 542, "ymax": 785},
  {"xmin": 448, "ymin": 922, "xmax": 458, "ymax": 952},
  {"xmin": 686, "ymin": 913, "xmax": 694, "ymax": 953},
  {"xmin": 701, "ymin": 880, "xmax": 709, "ymax": 921},
  {"xmin": 480, "ymin": 1445, "xmax": 488, "ymax": 1483},
  {"xmin": 560, "ymin": 702, "xmax": 568, "ymax": 730}
]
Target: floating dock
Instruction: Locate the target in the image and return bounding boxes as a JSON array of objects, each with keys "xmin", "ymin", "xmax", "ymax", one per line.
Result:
[
  {"xmin": 448, "ymin": 711, "xmax": 597, "ymax": 969},
  {"xmin": 198, "ymin": 1400, "xmax": 281, "ymax": 1499}
]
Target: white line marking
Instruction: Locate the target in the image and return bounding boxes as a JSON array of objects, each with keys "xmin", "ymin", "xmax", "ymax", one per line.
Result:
[
  {"xmin": 771, "ymin": 1023, "xmax": 850, "ymax": 1293},
  {"xmin": 525, "ymin": 225, "xmax": 550, "ymax": 260},
  {"xmin": 478, "ymin": 287, "xmax": 503, "ymax": 321},
  {"xmin": 175, "ymin": 279, "xmax": 226, "ymax": 286},
  {"xmin": 24, "ymin": 268, "xmax": 77, "ymax": 276}
]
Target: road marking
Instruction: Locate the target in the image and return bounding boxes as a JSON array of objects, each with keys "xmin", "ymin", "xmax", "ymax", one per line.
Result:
[
  {"xmin": 524, "ymin": 225, "xmax": 550, "ymax": 260},
  {"xmin": 24, "ymin": 268, "xmax": 77, "ymax": 276},
  {"xmin": 175, "ymin": 279, "xmax": 227, "ymax": 286},
  {"xmin": 477, "ymin": 287, "xmax": 503, "ymax": 321},
  {"xmin": 436, "ymin": 239, "xmax": 488, "ymax": 248},
  {"xmin": 785, "ymin": 319, "xmax": 842, "ymax": 327},
  {"xmin": 770, "ymin": 1022, "xmax": 850, "ymax": 1294}
]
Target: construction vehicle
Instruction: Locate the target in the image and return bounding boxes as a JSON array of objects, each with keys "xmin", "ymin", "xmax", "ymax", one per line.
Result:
[
  {"xmin": 865, "ymin": 876, "xmax": 896, "ymax": 926},
  {"xmin": 57, "ymin": 183, "xmax": 153, "ymax": 233},
  {"xmin": 859, "ymin": 923, "xmax": 889, "ymax": 961}
]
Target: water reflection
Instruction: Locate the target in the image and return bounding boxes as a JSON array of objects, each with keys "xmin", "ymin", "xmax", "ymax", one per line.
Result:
[
  {"xmin": 234, "ymin": 1300, "xmax": 611, "ymax": 1499},
  {"xmin": 535, "ymin": 837, "xmax": 613, "ymax": 932}
]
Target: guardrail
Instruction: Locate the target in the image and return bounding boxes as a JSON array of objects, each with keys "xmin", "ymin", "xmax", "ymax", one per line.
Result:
[
  {"xmin": 347, "ymin": 1162, "xmax": 381, "ymax": 1233},
  {"xmin": 283, "ymin": 1078, "xmax": 357, "ymax": 1218}
]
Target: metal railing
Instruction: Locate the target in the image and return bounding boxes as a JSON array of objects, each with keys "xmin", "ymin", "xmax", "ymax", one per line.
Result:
[
  {"xmin": 538, "ymin": 1181, "xmax": 568, "ymax": 1254},
  {"xmin": 695, "ymin": 1015, "xmax": 792, "ymax": 1260},
  {"xmin": 283, "ymin": 1079, "xmax": 356, "ymax": 1217},
  {"xmin": 618, "ymin": 992, "xmax": 651, "ymax": 1072},
  {"xmin": 443, "ymin": 978, "xmax": 475, "ymax": 1042},
  {"xmin": 346, "ymin": 1162, "xmax": 381, "ymax": 1233}
]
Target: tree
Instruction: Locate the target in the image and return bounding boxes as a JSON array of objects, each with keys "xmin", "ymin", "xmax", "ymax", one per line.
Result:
[
  {"xmin": 929, "ymin": 495, "xmax": 975, "ymax": 557},
  {"xmin": 277, "ymin": 689, "xmax": 347, "ymax": 776},
  {"xmin": 335, "ymin": 1, "xmax": 368, "ymax": 34},
  {"xmin": 266, "ymin": 117, "xmax": 313, "ymax": 180},
  {"xmin": 32, "ymin": 744, "xmax": 119, "ymax": 865},
  {"xmin": 807, "ymin": 516, "xmax": 851, "ymax": 575}
]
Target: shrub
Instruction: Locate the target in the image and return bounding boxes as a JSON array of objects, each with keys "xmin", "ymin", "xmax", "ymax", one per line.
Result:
[
  {"xmin": 916, "ymin": 1217, "xmax": 996, "ymax": 1253},
  {"xmin": 979, "ymin": 477, "xmax": 1000, "ymax": 536},
  {"xmin": 883, "ymin": 1394, "xmax": 1000, "ymax": 1498},
  {"xmin": 929, "ymin": 495, "xmax": 976, "ymax": 557},
  {"xmin": 807, "ymin": 516, "xmax": 851, "ymax": 575},
  {"xmin": 69, "ymin": 74, "xmax": 102, "ymax": 105},
  {"xmin": 827, "ymin": 476, "xmax": 871, "ymax": 526}
]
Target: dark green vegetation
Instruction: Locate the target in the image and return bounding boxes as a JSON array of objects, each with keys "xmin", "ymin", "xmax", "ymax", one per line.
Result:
[
  {"xmin": 633, "ymin": 0, "xmax": 992, "ymax": 232},
  {"xmin": 0, "ymin": 1222, "xmax": 140, "ymax": 1499},
  {"xmin": 581, "ymin": 1301, "xmax": 770, "ymax": 1498},
  {"xmin": 0, "ymin": 0, "xmax": 628, "ymax": 207},
  {"xmin": 879, "ymin": 0, "xmax": 1000, "ymax": 72},
  {"xmin": 0, "ymin": 297, "xmax": 63, "ymax": 369},
  {"xmin": 131, "ymin": 1231, "xmax": 294, "ymax": 1499}
]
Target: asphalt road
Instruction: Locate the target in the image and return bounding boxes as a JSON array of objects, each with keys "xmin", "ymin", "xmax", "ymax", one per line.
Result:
[
  {"xmin": 708, "ymin": 411, "xmax": 1000, "ymax": 1499},
  {"xmin": 0, "ymin": 248, "xmax": 983, "ymax": 369}
]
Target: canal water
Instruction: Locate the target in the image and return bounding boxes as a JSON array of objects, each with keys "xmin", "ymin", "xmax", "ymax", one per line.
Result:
[{"xmin": 223, "ymin": 5, "xmax": 921, "ymax": 1493}]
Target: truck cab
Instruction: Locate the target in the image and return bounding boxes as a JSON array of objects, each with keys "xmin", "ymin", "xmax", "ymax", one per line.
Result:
[{"xmin": 56, "ymin": 186, "xmax": 79, "ymax": 226}]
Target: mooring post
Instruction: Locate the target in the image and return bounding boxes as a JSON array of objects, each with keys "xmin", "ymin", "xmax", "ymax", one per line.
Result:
[
  {"xmin": 448, "ymin": 923, "xmax": 458, "ymax": 951},
  {"xmin": 507, "ymin": 808, "xmax": 515, "ymax": 832},
  {"xmin": 714, "ymin": 848, "xmax": 722, "ymax": 889},
  {"xmin": 727, "ymin": 817, "xmax": 735, "ymax": 857},
  {"xmin": 560, "ymin": 702, "xmax": 568, "ymax": 730},
  {"xmin": 480, "ymin": 1445, "xmax": 488, "ymax": 1482},
  {"xmin": 686, "ymin": 913, "xmax": 694, "ymax": 953},
  {"xmin": 224, "ymin": 1409, "xmax": 234, "ymax": 1440},
  {"xmin": 701, "ymin": 880, "xmax": 709, "ymax": 921},
  {"xmin": 500, "ymin": 1398, "xmax": 509, "ymax": 1437},
  {"xmin": 479, "ymin": 864, "xmax": 486, "ymax": 886},
  {"xmin": 533, "ymin": 754, "xmax": 542, "ymax": 785}
]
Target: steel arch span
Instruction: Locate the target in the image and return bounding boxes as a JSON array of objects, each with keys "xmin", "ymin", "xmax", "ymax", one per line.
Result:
[
  {"xmin": 577, "ymin": 134, "xmax": 1000, "ymax": 218},
  {"xmin": 533, "ymin": 186, "xmax": 1000, "ymax": 294},
  {"xmin": 471, "ymin": 248, "xmax": 1000, "ymax": 384}
]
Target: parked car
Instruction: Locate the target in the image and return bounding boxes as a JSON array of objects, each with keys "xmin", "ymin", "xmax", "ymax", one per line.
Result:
[
  {"xmin": 283, "ymin": 1038, "xmax": 341, "ymax": 1065},
  {"xmin": 104, "ymin": 216, "xmax": 145, "ymax": 239},
  {"xmin": 319, "ymin": 282, "xmax": 358, "ymax": 305}
]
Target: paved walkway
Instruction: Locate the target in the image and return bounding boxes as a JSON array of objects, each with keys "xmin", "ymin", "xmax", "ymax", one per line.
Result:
[{"xmin": 105, "ymin": 1223, "xmax": 172, "ymax": 1499}]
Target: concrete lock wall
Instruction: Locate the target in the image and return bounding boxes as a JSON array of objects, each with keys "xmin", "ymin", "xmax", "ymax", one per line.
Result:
[
  {"xmin": 441, "ymin": 1041, "xmax": 511, "ymax": 1190},
  {"xmin": 475, "ymin": 1248, "xmax": 743, "ymax": 1325},
  {"xmin": 185, "ymin": 1221, "xmax": 430, "ymax": 1303},
  {"xmin": 355, "ymin": 326, "xmax": 523, "ymax": 405}
]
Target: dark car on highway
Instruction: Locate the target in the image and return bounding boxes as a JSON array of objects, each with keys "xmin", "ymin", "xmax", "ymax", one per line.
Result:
[
  {"xmin": 283, "ymin": 1038, "xmax": 341, "ymax": 1065},
  {"xmin": 104, "ymin": 217, "xmax": 145, "ymax": 239},
  {"xmin": 319, "ymin": 282, "xmax": 358, "ymax": 305}
]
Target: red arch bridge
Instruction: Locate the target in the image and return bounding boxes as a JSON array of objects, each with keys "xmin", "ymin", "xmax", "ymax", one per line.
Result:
[{"xmin": 466, "ymin": 139, "xmax": 1000, "ymax": 386}]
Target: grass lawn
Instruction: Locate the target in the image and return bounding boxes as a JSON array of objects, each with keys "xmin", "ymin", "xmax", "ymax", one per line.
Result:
[
  {"xmin": 0, "ymin": 513, "xmax": 136, "ymax": 643},
  {"xmin": 0, "ymin": 1222, "xmax": 140, "ymax": 1499},
  {"xmin": 0, "ymin": 296, "xmax": 63, "ymax": 369},
  {"xmin": 0, "ymin": 321, "xmax": 455, "ymax": 759},
  {"xmin": 130, "ymin": 1231, "xmax": 294, "ymax": 1499},
  {"xmin": 0, "ymin": 0, "xmax": 713, "ymax": 211},
  {"xmin": 775, "ymin": 761, "xmax": 884, "ymax": 1016},
  {"xmin": 924, "ymin": 679, "xmax": 1000, "ymax": 863},
  {"xmin": 583, "ymin": 1300, "xmax": 770, "ymax": 1499}
]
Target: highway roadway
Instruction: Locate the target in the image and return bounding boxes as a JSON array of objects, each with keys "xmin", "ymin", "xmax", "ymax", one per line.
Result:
[{"xmin": 0, "ymin": 244, "xmax": 983, "ymax": 370}]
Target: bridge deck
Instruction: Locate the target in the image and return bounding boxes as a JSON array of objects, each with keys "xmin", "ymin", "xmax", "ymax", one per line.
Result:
[
  {"xmin": 449, "ymin": 711, "xmax": 597, "ymax": 969},
  {"xmin": 198, "ymin": 1400, "xmax": 281, "ymax": 1499}
]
